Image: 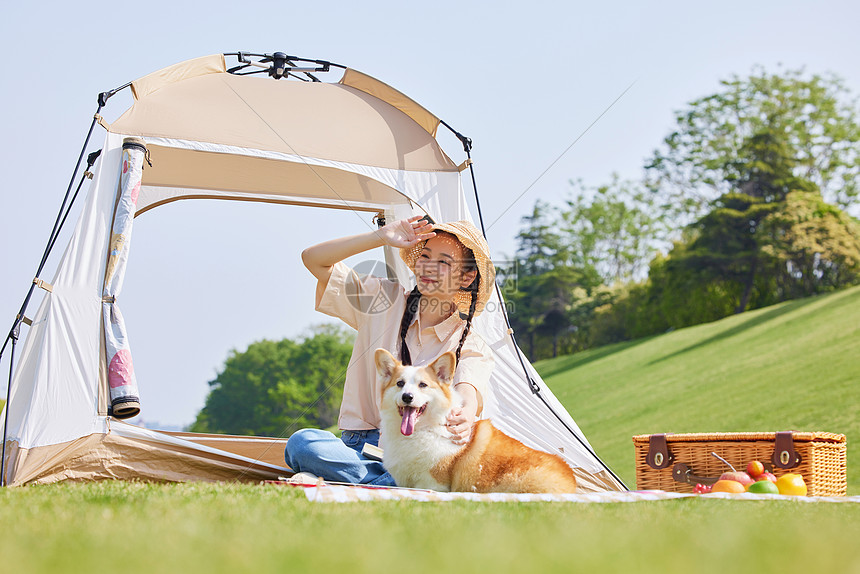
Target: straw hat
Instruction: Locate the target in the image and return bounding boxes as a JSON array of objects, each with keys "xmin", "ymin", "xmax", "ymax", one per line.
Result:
[{"xmin": 400, "ymin": 220, "xmax": 496, "ymax": 316}]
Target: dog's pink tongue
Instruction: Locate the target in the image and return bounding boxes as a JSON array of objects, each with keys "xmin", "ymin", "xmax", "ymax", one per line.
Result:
[{"xmin": 400, "ymin": 406, "xmax": 418, "ymax": 436}]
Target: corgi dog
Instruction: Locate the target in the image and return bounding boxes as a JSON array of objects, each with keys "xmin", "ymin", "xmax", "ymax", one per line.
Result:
[{"xmin": 375, "ymin": 348, "xmax": 578, "ymax": 494}]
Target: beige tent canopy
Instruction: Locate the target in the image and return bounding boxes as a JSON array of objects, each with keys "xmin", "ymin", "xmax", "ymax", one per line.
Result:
[
  {"xmin": 116, "ymin": 55, "xmax": 458, "ymax": 216},
  {"xmin": 1, "ymin": 52, "xmax": 625, "ymax": 491}
]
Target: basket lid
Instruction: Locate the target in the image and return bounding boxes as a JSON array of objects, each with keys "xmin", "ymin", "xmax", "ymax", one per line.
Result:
[{"xmin": 632, "ymin": 431, "xmax": 846, "ymax": 444}]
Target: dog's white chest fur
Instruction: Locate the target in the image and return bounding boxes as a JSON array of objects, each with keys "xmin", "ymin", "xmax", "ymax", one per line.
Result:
[{"xmin": 380, "ymin": 411, "xmax": 462, "ymax": 491}]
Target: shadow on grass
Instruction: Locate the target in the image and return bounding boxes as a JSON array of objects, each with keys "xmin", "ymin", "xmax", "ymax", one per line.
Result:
[{"xmin": 648, "ymin": 295, "xmax": 822, "ymax": 365}]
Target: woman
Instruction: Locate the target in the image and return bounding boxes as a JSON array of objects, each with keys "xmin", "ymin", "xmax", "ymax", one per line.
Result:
[{"xmin": 285, "ymin": 216, "xmax": 496, "ymax": 485}]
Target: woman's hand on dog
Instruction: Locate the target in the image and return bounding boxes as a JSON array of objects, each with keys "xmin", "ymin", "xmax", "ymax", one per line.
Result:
[{"xmin": 446, "ymin": 407, "xmax": 475, "ymax": 445}]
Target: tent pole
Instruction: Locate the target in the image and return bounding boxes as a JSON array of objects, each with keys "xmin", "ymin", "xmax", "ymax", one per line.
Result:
[
  {"xmin": 442, "ymin": 123, "xmax": 629, "ymax": 490},
  {"xmin": 1, "ymin": 322, "xmax": 19, "ymax": 487}
]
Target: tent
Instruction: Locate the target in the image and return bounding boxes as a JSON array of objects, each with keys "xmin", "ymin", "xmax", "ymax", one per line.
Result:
[{"xmin": 0, "ymin": 52, "xmax": 625, "ymax": 492}]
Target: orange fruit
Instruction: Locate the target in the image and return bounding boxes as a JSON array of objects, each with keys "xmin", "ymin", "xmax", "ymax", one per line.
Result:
[
  {"xmin": 711, "ymin": 479, "xmax": 746, "ymax": 493},
  {"xmin": 776, "ymin": 473, "xmax": 807, "ymax": 496}
]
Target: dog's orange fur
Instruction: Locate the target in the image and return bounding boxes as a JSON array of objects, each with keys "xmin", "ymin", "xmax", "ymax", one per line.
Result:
[{"xmin": 430, "ymin": 419, "xmax": 578, "ymax": 494}]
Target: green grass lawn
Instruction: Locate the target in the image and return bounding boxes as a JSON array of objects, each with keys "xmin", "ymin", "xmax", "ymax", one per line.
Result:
[
  {"xmin": 2, "ymin": 481, "xmax": 859, "ymax": 574},
  {"xmin": 540, "ymin": 285, "xmax": 860, "ymax": 494},
  {"xmin": 2, "ymin": 288, "xmax": 858, "ymax": 573}
]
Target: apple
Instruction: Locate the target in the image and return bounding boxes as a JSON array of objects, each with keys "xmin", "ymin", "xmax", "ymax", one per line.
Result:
[
  {"xmin": 746, "ymin": 460, "xmax": 765, "ymax": 478},
  {"xmin": 719, "ymin": 471, "xmax": 754, "ymax": 488},
  {"xmin": 758, "ymin": 471, "xmax": 777, "ymax": 483}
]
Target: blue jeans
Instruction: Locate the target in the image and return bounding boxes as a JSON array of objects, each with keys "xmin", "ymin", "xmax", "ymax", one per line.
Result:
[{"xmin": 285, "ymin": 428, "xmax": 396, "ymax": 486}]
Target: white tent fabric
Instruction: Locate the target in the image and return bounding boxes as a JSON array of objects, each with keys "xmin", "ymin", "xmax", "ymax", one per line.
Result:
[{"xmin": 1, "ymin": 54, "xmax": 623, "ymax": 491}]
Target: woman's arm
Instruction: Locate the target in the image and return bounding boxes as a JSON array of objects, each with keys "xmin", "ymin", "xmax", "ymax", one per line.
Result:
[{"xmin": 302, "ymin": 216, "xmax": 435, "ymax": 303}]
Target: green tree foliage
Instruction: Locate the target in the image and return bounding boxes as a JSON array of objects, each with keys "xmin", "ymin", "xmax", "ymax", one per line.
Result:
[
  {"xmin": 561, "ymin": 177, "xmax": 666, "ymax": 284},
  {"xmin": 616, "ymin": 190, "xmax": 860, "ymax": 335},
  {"xmin": 509, "ymin": 201, "xmax": 586, "ymax": 359},
  {"xmin": 672, "ymin": 193, "xmax": 777, "ymax": 314},
  {"xmin": 648, "ymin": 100, "xmax": 860, "ymax": 321},
  {"xmin": 661, "ymin": 131, "xmax": 810, "ymax": 314},
  {"xmin": 514, "ymin": 200, "xmax": 563, "ymax": 275},
  {"xmin": 506, "ymin": 267, "xmax": 602, "ymax": 359},
  {"xmin": 190, "ymin": 325, "xmax": 354, "ymax": 436},
  {"xmin": 761, "ymin": 191, "xmax": 860, "ymax": 297},
  {"xmin": 508, "ymin": 180, "xmax": 663, "ymax": 360},
  {"xmin": 647, "ymin": 67, "xmax": 860, "ymax": 221}
]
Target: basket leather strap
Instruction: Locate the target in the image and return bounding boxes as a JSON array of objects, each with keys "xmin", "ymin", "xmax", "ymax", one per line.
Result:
[
  {"xmin": 672, "ymin": 463, "xmax": 720, "ymax": 486},
  {"xmin": 646, "ymin": 434, "xmax": 673, "ymax": 469},
  {"xmin": 772, "ymin": 431, "xmax": 802, "ymax": 469}
]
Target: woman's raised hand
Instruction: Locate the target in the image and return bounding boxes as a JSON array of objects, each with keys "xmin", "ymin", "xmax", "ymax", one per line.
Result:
[{"xmin": 379, "ymin": 216, "xmax": 436, "ymax": 248}]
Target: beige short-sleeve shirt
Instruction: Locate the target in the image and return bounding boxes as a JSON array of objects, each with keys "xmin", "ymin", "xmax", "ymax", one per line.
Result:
[{"xmin": 316, "ymin": 261, "xmax": 495, "ymax": 430}]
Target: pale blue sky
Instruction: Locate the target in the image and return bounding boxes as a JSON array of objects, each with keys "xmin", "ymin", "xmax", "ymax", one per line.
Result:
[{"xmin": 2, "ymin": 0, "xmax": 858, "ymax": 427}]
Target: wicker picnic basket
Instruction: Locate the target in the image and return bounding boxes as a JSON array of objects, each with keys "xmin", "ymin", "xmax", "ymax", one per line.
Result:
[{"xmin": 632, "ymin": 431, "xmax": 847, "ymax": 496}]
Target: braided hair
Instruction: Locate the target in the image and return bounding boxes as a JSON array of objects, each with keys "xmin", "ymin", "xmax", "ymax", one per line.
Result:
[
  {"xmin": 398, "ymin": 234, "xmax": 479, "ymax": 367},
  {"xmin": 453, "ymin": 276, "xmax": 479, "ymax": 365},
  {"xmin": 398, "ymin": 286, "xmax": 422, "ymax": 365}
]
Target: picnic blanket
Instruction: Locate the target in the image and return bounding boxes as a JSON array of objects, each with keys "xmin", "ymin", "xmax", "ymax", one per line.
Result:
[{"xmin": 286, "ymin": 483, "xmax": 860, "ymax": 503}]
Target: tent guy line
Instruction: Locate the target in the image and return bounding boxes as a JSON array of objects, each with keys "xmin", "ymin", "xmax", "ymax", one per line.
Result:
[{"xmin": 485, "ymin": 78, "xmax": 638, "ymax": 233}]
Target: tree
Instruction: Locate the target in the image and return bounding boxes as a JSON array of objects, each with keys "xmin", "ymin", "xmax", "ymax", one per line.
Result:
[
  {"xmin": 694, "ymin": 194, "xmax": 774, "ymax": 313},
  {"xmin": 647, "ymin": 67, "xmax": 860, "ymax": 223},
  {"xmin": 760, "ymin": 191, "xmax": 860, "ymax": 297},
  {"xmin": 666, "ymin": 130, "xmax": 814, "ymax": 313},
  {"xmin": 190, "ymin": 325, "xmax": 354, "ymax": 436},
  {"xmin": 509, "ymin": 184, "xmax": 665, "ymax": 357},
  {"xmin": 507, "ymin": 68, "xmax": 860, "ymax": 354},
  {"xmin": 643, "ymin": 69, "xmax": 860, "ymax": 319},
  {"xmin": 514, "ymin": 200, "xmax": 564, "ymax": 275},
  {"xmin": 505, "ymin": 263, "xmax": 601, "ymax": 360},
  {"xmin": 561, "ymin": 177, "xmax": 667, "ymax": 284}
]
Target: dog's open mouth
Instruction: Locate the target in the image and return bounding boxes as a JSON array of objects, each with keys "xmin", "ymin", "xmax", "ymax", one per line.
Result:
[{"xmin": 397, "ymin": 404, "xmax": 427, "ymax": 436}]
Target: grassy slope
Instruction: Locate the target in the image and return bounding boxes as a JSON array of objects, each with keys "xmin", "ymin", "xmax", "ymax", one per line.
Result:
[{"xmin": 538, "ymin": 285, "xmax": 860, "ymax": 493}]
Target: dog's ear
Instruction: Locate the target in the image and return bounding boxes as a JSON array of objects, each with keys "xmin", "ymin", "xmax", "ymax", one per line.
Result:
[
  {"xmin": 374, "ymin": 348, "xmax": 398, "ymax": 380},
  {"xmin": 429, "ymin": 352, "xmax": 456, "ymax": 385}
]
